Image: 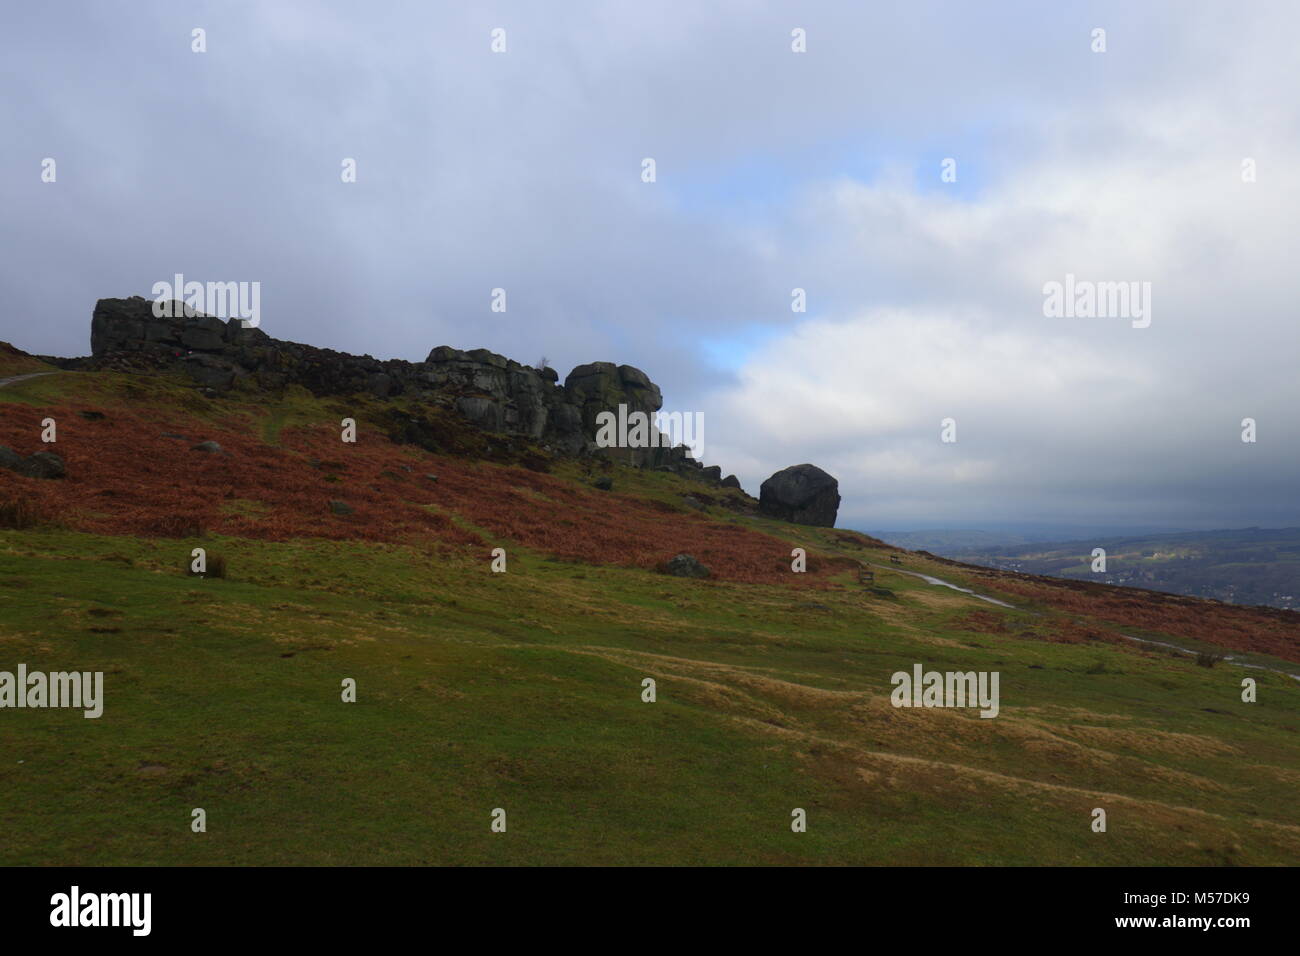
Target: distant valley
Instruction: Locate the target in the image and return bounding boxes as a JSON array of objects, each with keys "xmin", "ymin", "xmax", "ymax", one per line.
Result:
[{"xmin": 871, "ymin": 527, "xmax": 1300, "ymax": 611}]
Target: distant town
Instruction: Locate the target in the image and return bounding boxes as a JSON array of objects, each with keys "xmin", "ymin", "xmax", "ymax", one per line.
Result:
[{"xmin": 874, "ymin": 527, "xmax": 1300, "ymax": 611}]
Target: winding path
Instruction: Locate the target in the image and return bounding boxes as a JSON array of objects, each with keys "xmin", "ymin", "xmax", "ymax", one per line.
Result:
[
  {"xmin": 870, "ymin": 562, "xmax": 1016, "ymax": 608},
  {"xmin": 0, "ymin": 371, "xmax": 59, "ymax": 388}
]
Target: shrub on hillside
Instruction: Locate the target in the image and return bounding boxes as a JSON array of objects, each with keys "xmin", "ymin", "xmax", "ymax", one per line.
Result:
[
  {"xmin": 186, "ymin": 552, "xmax": 227, "ymax": 578},
  {"xmin": 151, "ymin": 514, "xmax": 206, "ymax": 538},
  {"xmin": 1085, "ymin": 658, "xmax": 1121, "ymax": 675},
  {"xmin": 1196, "ymin": 650, "xmax": 1226, "ymax": 668},
  {"xmin": 0, "ymin": 496, "xmax": 43, "ymax": 529}
]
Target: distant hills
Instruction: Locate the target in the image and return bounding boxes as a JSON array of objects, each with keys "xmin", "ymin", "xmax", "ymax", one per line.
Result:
[
  {"xmin": 868, "ymin": 525, "xmax": 1188, "ymax": 553},
  {"xmin": 873, "ymin": 527, "xmax": 1300, "ymax": 610},
  {"xmin": 870, "ymin": 529, "xmax": 1040, "ymax": 552}
]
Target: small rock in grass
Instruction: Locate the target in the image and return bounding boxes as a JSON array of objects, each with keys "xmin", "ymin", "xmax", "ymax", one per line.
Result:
[
  {"xmin": 664, "ymin": 554, "xmax": 710, "ymax": 579},
  {"xmin": 22, "ymin": 451, "xmax": 65, "ymax": 479}
]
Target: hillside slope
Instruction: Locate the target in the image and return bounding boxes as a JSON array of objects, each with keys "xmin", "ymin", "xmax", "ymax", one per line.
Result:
[{"xmin": 2, "ymin": 368, "xmax": 1298, "ymax": 865}]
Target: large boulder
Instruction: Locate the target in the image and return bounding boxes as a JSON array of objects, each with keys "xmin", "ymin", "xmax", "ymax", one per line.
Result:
[{"xmin": 759, "ymin": 464, "xmax": 840, "ymax": 527}]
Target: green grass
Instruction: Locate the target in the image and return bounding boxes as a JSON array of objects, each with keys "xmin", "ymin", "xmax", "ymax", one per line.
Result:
[
  {"xmin": 3, "ymin": 366, "xmax": 1296, "ymax": 865},
  {"xmin": 3, "ymin": 525, "xmax": 1297, "ymax": 866}
]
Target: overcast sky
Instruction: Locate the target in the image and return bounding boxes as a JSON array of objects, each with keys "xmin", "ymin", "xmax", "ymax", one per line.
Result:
[{"xmin": 2, "ymin": 1, "xmax": 1296, "ymax": 533}]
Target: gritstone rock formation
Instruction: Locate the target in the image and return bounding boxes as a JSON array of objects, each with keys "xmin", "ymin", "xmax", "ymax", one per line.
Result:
[
  {"xmin": 18, "ymin": 299, "xmax": 853, "ymax": 529},
  {"xmin": 81, "ymin": 296, "xmax": 716, "ymax": 478}
]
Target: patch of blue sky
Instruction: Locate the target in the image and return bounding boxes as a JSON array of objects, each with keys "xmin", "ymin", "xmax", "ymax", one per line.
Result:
[
  {"xmin": 696, "ymin": 323, "xmax": 787, "ymax": 373},
  {"xmin": 662, "ymin": 128, "xmax": 999, "ymax": 220}
]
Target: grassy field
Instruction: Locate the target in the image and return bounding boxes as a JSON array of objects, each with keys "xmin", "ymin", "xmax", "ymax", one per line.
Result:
[{"xmin": 2, "ymin": 370, "xmax": 1298, "ymax": 865}]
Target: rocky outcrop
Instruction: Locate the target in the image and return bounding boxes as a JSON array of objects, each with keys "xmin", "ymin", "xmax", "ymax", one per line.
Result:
[
  {"xmin": 28, "ymin": 298, "xmax": 856, "ymax": 530},
  {"xmin": 566, "ymin": 361, "xmax": 683, "ymax": 468},
  {"xmin": 421, "ymin": 345, "xmax": 587, "ymax": 454},
  {"xmin": 759, "ymin": 464, "xmax": 840, "ymax": 527},
  {"xmin": 566, "ymin": 362, "xmax": 662, "ymax": 432},
  {"xmin": 82, "ymin": 296, "xmax": 724, "ymax": 483},
  {"xmin": 89, "ymin": 297, "xmax": 412, "ymax": 398}
]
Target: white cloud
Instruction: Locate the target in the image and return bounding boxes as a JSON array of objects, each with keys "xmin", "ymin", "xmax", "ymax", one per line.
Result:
[{"xmin": 701, "ymin": 46, "xmax": 1300, "ymax": 529}]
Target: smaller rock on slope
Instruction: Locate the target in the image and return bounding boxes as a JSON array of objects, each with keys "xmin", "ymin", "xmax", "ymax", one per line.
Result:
[
  {"xmin": 0, "ymin": 446, "xmax": 65, "ymax": 479},
  {"xmin": 664, "ymin": 554, "xmax": 711, "ymax": 578}
]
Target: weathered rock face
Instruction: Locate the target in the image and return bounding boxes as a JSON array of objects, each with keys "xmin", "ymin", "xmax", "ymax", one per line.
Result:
[
  {"xmin": 91, "ymin": 297, "xmax": 267, "ymax": 360},
  {"xmin": 567, "ymin": 363, "xmax": 647, "ymax": 466},
  {"xmin": 759, "ymin": 464, "xmax": 841, "ymax": 527},
  {"xmin": 82, "ymin": 296, "xmax": 727, "ymax": 483},
  {"xmin": 562, "ymin": 361, "xmax": 702, "ymax": 470},
  {"xmin": 566, "ymin": 362, "xmax": 663, "ymax": 433},
  {"xmin": 422, "ymin": 345, "xmax": 570, "ymax": 450}
]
